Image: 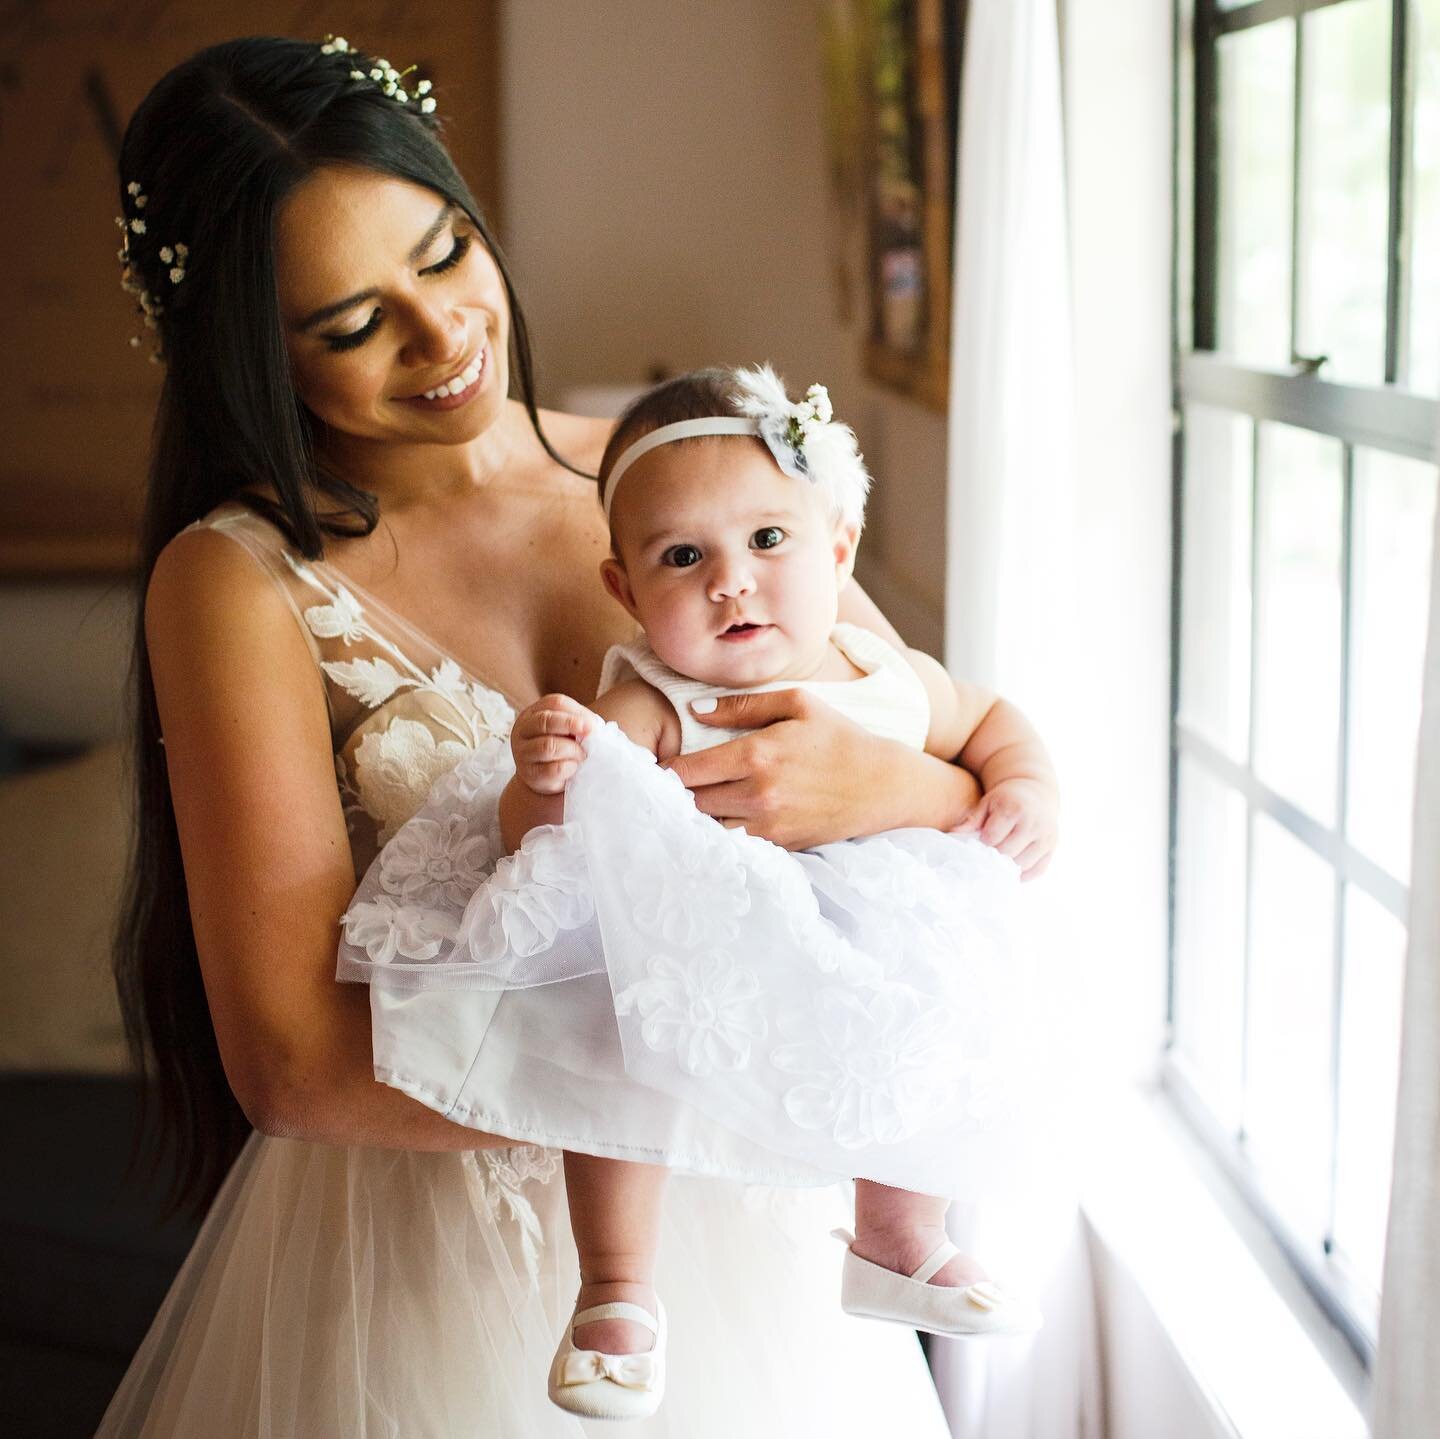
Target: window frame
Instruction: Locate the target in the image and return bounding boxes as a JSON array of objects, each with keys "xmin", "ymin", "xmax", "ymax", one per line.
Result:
[{"xmin": 1170, "ymin": 0, "xmax": 1437, "ymax": 1367}]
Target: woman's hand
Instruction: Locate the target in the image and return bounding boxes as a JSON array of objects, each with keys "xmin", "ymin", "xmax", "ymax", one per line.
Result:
[
  {"xmin": 510, "ymin": 693, "xmax": 598, "ymax": 793},
  {"xmin": 954, "ymin": 776, "xmax": 1058, "ymax": 880},
  {"xmin": 664, "ymin": 689, "xmax": 981, "ymax": 850}
]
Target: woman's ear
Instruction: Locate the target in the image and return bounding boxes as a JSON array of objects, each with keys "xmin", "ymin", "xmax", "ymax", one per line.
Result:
[
  {"xmin": 600, "ymin": 556, "xmax": 639, "ymax": 618},
  {"xmin": 833, "ymin": 521, "xmax": 861, "ymax": 585}
]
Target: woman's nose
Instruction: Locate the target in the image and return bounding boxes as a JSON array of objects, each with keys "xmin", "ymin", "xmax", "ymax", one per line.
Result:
[
  {"xmin": 403, "ymin": 295, "xmax": 467, "ymax": 367},
  {"xmin": 707, "ymin": 557, "xmax": 756, "ymax": 602}
]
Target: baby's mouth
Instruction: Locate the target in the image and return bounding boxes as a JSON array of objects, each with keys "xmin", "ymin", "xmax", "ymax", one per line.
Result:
[{"xmin": 719, "ymin": 621, "xmax": 769, "ymax": 640}]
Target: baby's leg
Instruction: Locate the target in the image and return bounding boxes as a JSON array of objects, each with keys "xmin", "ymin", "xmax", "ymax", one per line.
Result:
[
  {"xmin": 853, "ymin": 1179, "xmax": 990, "ymax": 1286},
  {"xmin": 565, "ymin": 1152, "xmax": 668, "ymax": 1354}
]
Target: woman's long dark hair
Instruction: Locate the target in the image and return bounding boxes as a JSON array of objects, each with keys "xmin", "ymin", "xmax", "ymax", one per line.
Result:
[{"xmin": 112, "ymin": 36, "xmax": 578, "ymax": 1214}]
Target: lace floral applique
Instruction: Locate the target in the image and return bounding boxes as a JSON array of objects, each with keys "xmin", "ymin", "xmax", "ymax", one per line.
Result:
[
  {"xmin": 467, "ymin": 1145, "xmax": 562, "ymax": 1282},
  {"xmin": 770, "ymin": 985, "xmax": 960, "ymax": 1147},
  {"xmin": 614, "ymin": 951, "xmax": 767, "ymax": 1076},
  {"xmin": 281, "ymin": 554, "xmax": 517, "ymax": 841}
]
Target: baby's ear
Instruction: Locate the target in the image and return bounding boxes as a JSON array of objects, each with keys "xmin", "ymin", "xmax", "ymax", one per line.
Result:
[
  {"xmin": 600, "ymin": 556, "xmax": 639, "ymax": 618},
  {"xmin": 833, "ymin": 520, "xmax": 861, "ymax": 582}
]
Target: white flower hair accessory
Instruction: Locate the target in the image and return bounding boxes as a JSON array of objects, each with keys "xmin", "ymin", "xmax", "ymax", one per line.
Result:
[
  {"xmin": 321, "ymin": 34, "xmax": 438, "ymax": 113},
  {"xmin": 729, "ymin": 364, "xmax": 868, "ymax": 526},
  {"xmin": 114, "ymin": 180, "xmax": 187, "ymax": 363}
]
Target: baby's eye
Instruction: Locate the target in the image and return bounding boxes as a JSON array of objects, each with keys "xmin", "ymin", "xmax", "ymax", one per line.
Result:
[
  {"xmin": 751, "ymin": 526, "xmax": 785, "ymax": 550},
  {"xmin": 662, "ymin": 544, "xmax": 702, "ymax": 568}
]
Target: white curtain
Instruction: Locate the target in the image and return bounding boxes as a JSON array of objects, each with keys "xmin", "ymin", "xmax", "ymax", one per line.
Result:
[
  {"xmin": 1371, "ymin": 474, "xmax": 1440, "ymax": 1435},
  {"xmin": 931, "ymin": 0, "xmax": 1103, "ymax": 1435}
]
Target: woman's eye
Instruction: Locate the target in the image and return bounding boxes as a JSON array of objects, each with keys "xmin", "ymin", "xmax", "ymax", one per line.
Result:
[
  {"xmin": 662, "ymin": 544, "xmax": 702, "ymax": 568},
  {"xmin": 752, "ymin": 526, "xmax": 785, "ymax": 550},
  {"xmin": 322, "ymin": 236, "xmax": 473, "ymax": 354},
  {"xmin": 422, "ymin": 233, "xmax": 473, "ymax": 276},
  {"xmin": 325, "ymin": 308, "xmax": 382, "ymax": 353}
]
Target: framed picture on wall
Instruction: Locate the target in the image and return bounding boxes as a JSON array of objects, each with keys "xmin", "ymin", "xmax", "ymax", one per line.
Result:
[
  {"xmin": 823, "ymin": 0, "xmax": 962, "ymax": 413},
  {"xmin": 0, "ymin": 3, "xmax": 500, "ymax": 577}
]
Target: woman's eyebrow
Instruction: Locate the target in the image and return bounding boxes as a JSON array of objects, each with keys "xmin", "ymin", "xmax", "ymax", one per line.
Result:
[{"xmin": 294, "ymin": 201, "xmax": 454, "ymax": 332}]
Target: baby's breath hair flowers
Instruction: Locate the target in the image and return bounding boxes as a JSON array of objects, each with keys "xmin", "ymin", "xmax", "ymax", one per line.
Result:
[
  {"xmin": 321, "ymin": 34, "xmax": 438, "ymax": 112},
  {"xmin": 114, "ymin": 179, "xmax": 187, "ymax": 362}
]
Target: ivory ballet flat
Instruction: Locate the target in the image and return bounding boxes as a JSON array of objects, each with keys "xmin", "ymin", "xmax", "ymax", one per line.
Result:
[
  {"xmin": 832, "ymin": 1228, "xmax": 1042, "ymax": 1337},
  {"xmin": 547, "ymin": 1297, "xmax": 667, "ymax": 1421}
]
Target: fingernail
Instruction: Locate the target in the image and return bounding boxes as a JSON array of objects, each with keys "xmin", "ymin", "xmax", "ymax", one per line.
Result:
[{"xmin": 690, "ymin": 697, "xmax": 717, "ymax": 714}]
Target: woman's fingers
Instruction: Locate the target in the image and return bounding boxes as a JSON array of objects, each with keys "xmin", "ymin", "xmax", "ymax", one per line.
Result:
[
  {"xmin": 687, "ymin": 688, "xmax": 812, "ymax": 729},
  {"xmin": 663, "ymin": 734, "xmax": 758, "ymax": 790}
]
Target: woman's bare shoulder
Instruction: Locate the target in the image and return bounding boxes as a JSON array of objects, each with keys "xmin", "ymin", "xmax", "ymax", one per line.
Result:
[{"xmin": 145, "ymin": 521, "xmax": 301, "ymax": 667}]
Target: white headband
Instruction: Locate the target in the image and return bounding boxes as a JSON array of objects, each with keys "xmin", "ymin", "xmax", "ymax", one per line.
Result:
[
  {"xmin": 601, "ymin": 366, "xmax": 871, "ymax": 529},
  {"xmin": 602, "ymin": 418, "xmax": 760, "ymax": 521}
]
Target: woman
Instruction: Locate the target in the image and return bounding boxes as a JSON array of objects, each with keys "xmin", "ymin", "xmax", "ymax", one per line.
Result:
[{"xmin": 100, "ymin": 36, "xmax": 979, "ymax": 1436}]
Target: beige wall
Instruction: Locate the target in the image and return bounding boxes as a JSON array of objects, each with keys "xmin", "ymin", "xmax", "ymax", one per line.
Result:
[{"xmin": 499, "ymin": 0, "xmax": 949, "ymax": 648}]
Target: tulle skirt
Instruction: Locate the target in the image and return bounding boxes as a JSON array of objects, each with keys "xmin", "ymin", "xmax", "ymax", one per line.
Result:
[{"xmin": 96, "ymin": 1134, "xmax": 951, "ymax": 1437}]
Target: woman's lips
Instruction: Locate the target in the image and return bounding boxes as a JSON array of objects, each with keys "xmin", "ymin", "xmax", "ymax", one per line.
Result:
[{"xmin": 398, "ymin": 347, "xmax": 487, "ymax": 411}]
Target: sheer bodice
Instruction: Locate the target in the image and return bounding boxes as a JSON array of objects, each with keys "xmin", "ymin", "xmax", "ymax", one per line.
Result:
[
  {"xmin": 197, "ymin": 502, "xmax": 521, "ymax": 876},
  {"xmin": 96, "ymin": 502, "xmax": 952, "ymax": 1438}
]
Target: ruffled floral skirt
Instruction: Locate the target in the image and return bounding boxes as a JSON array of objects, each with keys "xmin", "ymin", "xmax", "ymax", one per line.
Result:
[{"xmin": 340, "ymin": 723, "xmax": 1038, "ymax": 1201}]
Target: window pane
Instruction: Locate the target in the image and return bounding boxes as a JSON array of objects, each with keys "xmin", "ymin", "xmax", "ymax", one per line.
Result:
[
  {"xmin": 1253, "ymin": 424, "xmax": 1344, "ymax": 825},
  {"xmin": 1331, "ymin": 886, "xmax": 1407, "ymax": 1305},
  {"xmin": 1348, "ymin": 449, "xmax": 1438, "ymax": 881},
  {"xmin": 1245, "ymin": 813, "xmax": 1336, "ymax": 1242},
  {"xmin": 1296, "ymin": 0, "xmax": 1391, "ymax": 384},
  {"xmin": 1410, "ymin": 0, "xmax": 1440, "ymax": 393},
  {"xmin": 1218, "ymin": 20, "xmax": 1295, "ymax": 367},
  {"xmin": 1179, "ymin": 406, "xmax": 1253, "ymax": 759},
  {"xmin": 1172, "ymin": 755, "xmax": 1249, "ymax": 1128}
]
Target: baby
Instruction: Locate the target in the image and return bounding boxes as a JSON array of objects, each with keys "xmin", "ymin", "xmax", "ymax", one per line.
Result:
[{"xmin": 339, "ymin": 364, "xmax": 1058, "ymax": 1422}]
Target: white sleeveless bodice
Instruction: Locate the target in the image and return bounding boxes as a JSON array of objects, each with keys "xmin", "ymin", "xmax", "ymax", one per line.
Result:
[{"xmin": 598, "ymin": 622, "xmax": 931, "ymax": 755}]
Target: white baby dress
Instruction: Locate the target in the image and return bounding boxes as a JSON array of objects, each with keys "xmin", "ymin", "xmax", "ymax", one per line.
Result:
[
  {"xmin": 339, "ymin": 624, "xmax": 1034, "ymax": 1201},
  {"xmin": 96, "ymin": 504, "xmax": 953, "ymax": 1438}
]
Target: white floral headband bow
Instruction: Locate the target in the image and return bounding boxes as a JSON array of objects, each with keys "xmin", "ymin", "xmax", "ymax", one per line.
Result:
[{"xmin": 603, "ymin": 364, "xmax": 871, "ymax": 527}]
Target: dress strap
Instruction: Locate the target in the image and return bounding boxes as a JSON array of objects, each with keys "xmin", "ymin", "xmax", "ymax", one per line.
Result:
[{"xmin": 183, "ymin": 505, "xmax": 323, "ymax": 667}]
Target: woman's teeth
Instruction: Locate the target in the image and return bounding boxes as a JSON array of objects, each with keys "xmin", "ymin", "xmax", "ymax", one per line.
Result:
[{"xmin": 420, "ymin": 354, "xmax": 482, "ymax": 400}]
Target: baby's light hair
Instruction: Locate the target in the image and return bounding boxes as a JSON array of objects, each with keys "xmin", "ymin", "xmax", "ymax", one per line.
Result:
[{"xmin": 598, "ymin": 364, "xmax": 871, "ymax": 531}]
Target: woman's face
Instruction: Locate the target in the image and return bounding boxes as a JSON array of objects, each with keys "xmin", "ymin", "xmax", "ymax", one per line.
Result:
[{"xmin": 275, "ymin": 166, "xmax": 510, "ymax": 448}]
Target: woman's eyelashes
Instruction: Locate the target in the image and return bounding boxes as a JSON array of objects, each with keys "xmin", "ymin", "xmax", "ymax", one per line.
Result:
[{"xmin": 322, "ymin": 233, "xmax": 475, "ymax": 352}]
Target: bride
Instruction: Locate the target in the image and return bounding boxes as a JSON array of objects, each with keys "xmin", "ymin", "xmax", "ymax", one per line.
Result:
[{"xmin": 99, "ymin": 35, "xmax": 981, "ymax": 1435}]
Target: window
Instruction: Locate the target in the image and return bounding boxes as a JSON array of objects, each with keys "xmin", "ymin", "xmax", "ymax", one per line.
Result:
[{"xmin": 1172, "ymin": 0, "xmax": 1438, "ymax": 1362}]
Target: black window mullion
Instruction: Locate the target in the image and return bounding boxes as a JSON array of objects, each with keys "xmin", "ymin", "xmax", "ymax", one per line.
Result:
[
  {"xmin": 1291, "ymin": 10, "xmax": 1307, "ymax": 367},
  {"xmin": 1384, "ymin": 0, "xmax": 1411, "ymax": 385},
  {"xmin": 1194, "ymin": 0, "xmax": 1221, "ymax": 351}
]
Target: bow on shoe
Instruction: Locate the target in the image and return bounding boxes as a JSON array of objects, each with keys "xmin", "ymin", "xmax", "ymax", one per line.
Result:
[{"xmin": 558, "ymin": 1350, "xmax": 660, "ymax": 1390}]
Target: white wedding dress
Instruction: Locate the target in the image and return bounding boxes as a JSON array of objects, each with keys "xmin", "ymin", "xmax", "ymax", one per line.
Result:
[{"xmin": 96, "ymin": 503, "xmax": 951, "ymax": 1438}]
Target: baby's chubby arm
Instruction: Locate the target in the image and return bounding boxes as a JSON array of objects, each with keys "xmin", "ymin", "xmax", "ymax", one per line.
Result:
[
  {"xmin": 497, "ymin": 681, "xmax": 680, "ymax": 852},
  {"xmin": 906, "ymin": 650, "xmax": 1059, "ymax": 880}
]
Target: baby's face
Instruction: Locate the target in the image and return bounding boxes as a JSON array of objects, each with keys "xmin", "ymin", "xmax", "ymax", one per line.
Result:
[{"xmin": 602, "ymin": 437, "xmax": 857, "ymax": 687}]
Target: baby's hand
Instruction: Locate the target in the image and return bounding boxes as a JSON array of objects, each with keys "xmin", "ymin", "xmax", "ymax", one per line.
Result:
[
  {"xmin": 510, "ymin": 694, "xmax": 599, "ymax": 794},
  {"xmin": 955, "ymin": 777, "xmax": 1058, "ymax": 881}
]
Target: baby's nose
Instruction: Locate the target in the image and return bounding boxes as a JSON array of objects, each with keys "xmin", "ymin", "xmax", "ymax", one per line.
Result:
[{"xmin": 707, "ymin": 559, "xmax": 756, "ymax": 601}]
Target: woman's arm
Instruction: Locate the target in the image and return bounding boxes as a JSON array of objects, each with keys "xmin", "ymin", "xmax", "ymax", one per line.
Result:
[
  {"xmin": 147, "ymin": 529, "xmax": 511, "ymax": 1151},
  {"xmin": 665, "ymin": 581, "xmax": 981, "ymax": 849}
]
